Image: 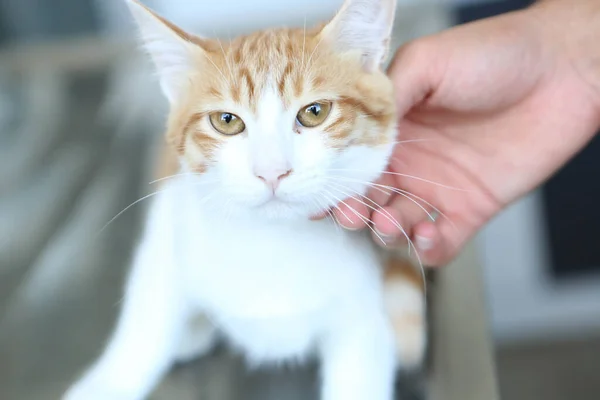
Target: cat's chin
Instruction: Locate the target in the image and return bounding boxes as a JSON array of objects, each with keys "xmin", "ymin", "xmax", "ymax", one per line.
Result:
[{"xmin": 252, "ymin": 198, "xmax": 315, "ymax": 222}]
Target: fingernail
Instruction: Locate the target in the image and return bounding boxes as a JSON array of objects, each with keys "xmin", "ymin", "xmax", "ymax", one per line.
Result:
[
  {"xmin": 416, "ymin": 235, "xmax": 433, "ymax": 251},
  {"xmin": 332, "ymin": 213, "xmax": 360, "ymax": 231},
  {"xmin": 341, "ymin": 223, "xmax": 361, "ymax": 231},
  {"xmin": 375, "ymin": 229, "xmax": 396, "ymax": 244}
]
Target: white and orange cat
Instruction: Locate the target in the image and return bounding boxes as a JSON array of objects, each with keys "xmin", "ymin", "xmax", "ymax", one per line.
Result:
[{"xmin": 64, "ymin": 0, "xmax": 426, "ymax": 399}]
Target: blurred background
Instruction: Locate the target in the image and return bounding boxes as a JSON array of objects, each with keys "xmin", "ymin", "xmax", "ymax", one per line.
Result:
[{"xmin": 0, "ymin": 0, "xmax": 598, "ymax": 399}]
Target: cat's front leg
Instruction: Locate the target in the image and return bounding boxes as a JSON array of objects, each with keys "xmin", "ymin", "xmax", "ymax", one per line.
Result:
[
  {"xmin": 320, "ymin": 307, "xmax": 397, "ymax": 400},
  {"xmin": 64, "ymin": 232, "xmax": 185, "ymax": 400}
]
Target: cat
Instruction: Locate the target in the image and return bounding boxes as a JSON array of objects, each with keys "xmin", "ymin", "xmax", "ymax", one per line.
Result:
[{"xmin": 63, "ymin": 0, "xmax": 426, "ymax": 399}]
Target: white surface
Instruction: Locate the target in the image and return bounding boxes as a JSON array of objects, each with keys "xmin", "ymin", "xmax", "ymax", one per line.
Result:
[{"xmin": 480, "ymin": 190, "xmax": 600, "ymax": 344}]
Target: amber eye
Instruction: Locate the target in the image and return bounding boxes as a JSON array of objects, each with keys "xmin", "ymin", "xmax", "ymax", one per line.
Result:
[
  {"xmin": 296, "ymin": 101, "xmax": 332, "ymax": 128},
  {"xmin": 209, "ymin": 112, "xmax": 245, "ymax": 135}
]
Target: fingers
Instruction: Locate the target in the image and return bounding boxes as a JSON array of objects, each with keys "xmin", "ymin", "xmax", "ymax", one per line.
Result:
[
  {"xmin": 387, "ymin": 39, "xmax": 442, "ymax": 116},
  {"xmin": 368, "ymin": 193, "xmax": 466, "ymax": 267},
  {"xmin": 333, "ymin": 200, "xmax": 369, "ymax": 230},
  {"xmin": 318, "ymin": 189, "xmax": 467, "ymax": 267},
  {"xmin": 412, "ymin": 219, "xmax": 465, "ymax": 267},
  {"xmin": 370, "ymin": 192, "xmax": 430, "ymax": 244},
  {"xmin": 331, "ymin": 174, "xmax": 396, "ymax": 230}
]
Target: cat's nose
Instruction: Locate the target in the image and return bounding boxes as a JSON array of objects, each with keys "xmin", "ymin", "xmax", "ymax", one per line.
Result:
[{"xmin": 255, "ymin": 169, "xmax": 292, "ymax": 191}]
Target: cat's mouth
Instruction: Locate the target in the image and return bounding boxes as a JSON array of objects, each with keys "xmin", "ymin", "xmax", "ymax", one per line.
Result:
[{"xmin": 257, "ymin": 196, "xmax": 290, "ymax": 208}]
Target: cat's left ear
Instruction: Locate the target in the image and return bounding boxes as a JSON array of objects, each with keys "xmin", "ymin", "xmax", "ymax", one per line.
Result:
[
  {"xmin": 125, "ymin": 0, "xmax": 206, "ymax": 103},
  {"xmin": 320, "ymin": 0, "xmax": 397, "ymax": 72}
]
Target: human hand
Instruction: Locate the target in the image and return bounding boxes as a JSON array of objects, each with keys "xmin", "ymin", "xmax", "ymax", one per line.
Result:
[{"xmin": 327, "ymin": 1, "xmax": 600, "ymax": 266}]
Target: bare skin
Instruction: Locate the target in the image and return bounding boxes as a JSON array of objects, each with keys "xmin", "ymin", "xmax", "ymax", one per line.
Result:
[{"xmin": 321, "ymin": 0, "xmax": 600, "ymax": 266}]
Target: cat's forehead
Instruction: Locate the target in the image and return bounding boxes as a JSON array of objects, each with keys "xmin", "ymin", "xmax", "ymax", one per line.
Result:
[{"xmin": 200, "ymin": 27, "xmax": 335, "ymax": 111}]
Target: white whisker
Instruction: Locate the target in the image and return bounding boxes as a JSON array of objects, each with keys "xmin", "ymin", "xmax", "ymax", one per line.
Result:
[
  {"xmin": 311, "ymin": 195, "xmax": 343, "ymax": 236},
  {"xmin": 373, "ymin": 183, "xmax": 459, "ymax": 235},
  {"xmin": 304, "ymin": 34, "xmax": 325, "ymax": 75},
  {"xmin": 301, "ymin": 15, "xmax": 307, "ymax": 70},
  {"xmin": 322, "ymin": 191, "xmax": 353, "ymax": 224},
  {"xmin": 216, "ymin": 35, "xmax": 236, "ymax": 85},
  {"xmin": 327, "ymin": 181, "xmax": 427, "ymax": 293},
  {"xmin": 149, "ymin": 173, "xmax": 217, "ymax": 185},
  {"xmin": 98, "ymin": 190, "xmax": 164, "ymax": 234},
  {"xmin": 390, "ymin": 138, "xmax": 435, "ymax": 146},
  {"xmin": 327, "ymin": 182, "xmax": 411, "ymax": 248},
  {"xmin": 322, "ymin": 189, "xmax": 386, "ymax": 245},
  {"xmin": 330, "ymin": 176, "xmax": 436, "ymax": 222},
  {"xmin": 204, "ymin": 51, "xmax": 231, "ymax": 88},
  {"xmin": 100, "ymin": 183, "xmax": 219, "ymax": 235},
  {"xmin": 329, "ymin": 168, "xmax": 470, "ymax": 192}
]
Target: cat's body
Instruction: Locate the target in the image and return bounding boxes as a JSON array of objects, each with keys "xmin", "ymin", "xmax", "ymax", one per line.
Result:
[{"xmin": 64, "ymin": 1, "xmax": 426, "ymax": 399}]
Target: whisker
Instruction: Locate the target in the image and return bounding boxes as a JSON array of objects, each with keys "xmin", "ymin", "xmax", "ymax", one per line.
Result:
[
  {"xmin": 330, "ymin": 175, "xmax": 459, "ymax": 236},
  {"xmin": 149, "ymin": 173, "xmax": 217, "ymax": 185},
  {"xmin": 322, "ymin": 189, "xmax": 386, "ymax": 246},
  {"xmin": 327, "ymin": 182, "xmax": 406, "ymax": 240},
  {"xmin": 330, "ymin": 176, "xmax": 436, "ymax": 222},
  {"xmin": 99, "ymin": 183, "xmax": 219, "ymax": 235},
  {"xmin": 310, "ymin": 195, "xmax": 343, "ymax": 236},
  {"xmin": 328, "ymin": 168, "xmax": 470, "ymax": 192},
  {"xmin": 98, "ymin": 190, "xmax": 165, "ymax": 234},
  {"xmin": 203, "ymin": 49, "xmax": 231, "ymax": 88},
  {"xmin": 326, "ymin": 181, "xmax": 427, "ymax": 292},
  {"xmin": 390, "ymin": 138, "xmax": 435, "ymax": 146},
  {"xmin": 301, "ymin": 15, "xmax": 307, "ymax": 70},
  {"xmin": 371, "ymin": 183, "xmax": 459, "ymax": 235},
  {"xmin": 304, "ymin": 33, "xmax": 325, "ymax": 75},
  {"xmin": 322, "ymin": 191, "xmax": 353, "ymax": 224},
  {"xmin": 215, "ymin": 34, "xmax": 236, "ymax": 85}
]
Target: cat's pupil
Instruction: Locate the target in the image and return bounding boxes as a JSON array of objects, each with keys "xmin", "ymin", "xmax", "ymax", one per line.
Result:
[
  {"xmin": 222, "ymin": 113, "xmax": 233, "ymax": 124},
  {"xmin": 308, "ymin": 104, "xmax": 321, "ymax": 116}
]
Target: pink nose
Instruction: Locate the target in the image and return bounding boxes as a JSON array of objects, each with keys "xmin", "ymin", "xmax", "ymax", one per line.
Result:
[{"xmin": 256, "ymin": 169, "xmax": 292, "ymax": 191}]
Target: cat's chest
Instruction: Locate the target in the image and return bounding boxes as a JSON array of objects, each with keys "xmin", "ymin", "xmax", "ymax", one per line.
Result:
[{"xmin": 175, "ymin": 209, "xmax": 379, "ymax": 319}]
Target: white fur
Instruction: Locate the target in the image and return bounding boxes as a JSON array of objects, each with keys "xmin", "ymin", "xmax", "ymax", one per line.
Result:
[{"xmin": 64, "ymin": 168, "xmax": 399, "ymax": 400}]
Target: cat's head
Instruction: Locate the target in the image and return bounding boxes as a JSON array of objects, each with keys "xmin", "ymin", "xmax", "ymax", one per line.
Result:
[{"xmin": 127, "ymin": 0, "xmax": 398, "ymax": 220}]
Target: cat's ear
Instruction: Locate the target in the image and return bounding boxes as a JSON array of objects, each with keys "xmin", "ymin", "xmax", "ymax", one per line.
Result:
[
  {"xmin": 320, "ymin": 0, "xmax": 397, "ymax": 72},
  {"xmin": 125, "ymin": 0, "xmax": 203, "ymax": 103}
]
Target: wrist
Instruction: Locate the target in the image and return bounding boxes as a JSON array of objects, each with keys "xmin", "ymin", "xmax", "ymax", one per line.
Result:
[{"xmin": 529, "ymin": 0, "xmax": 600, "ymax": 122}]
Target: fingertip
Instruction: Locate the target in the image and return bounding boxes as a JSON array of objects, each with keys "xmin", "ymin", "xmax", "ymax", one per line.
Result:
[
  {"xmin": 309, "ymin": 211, "xmax": 329, "ymax": 221},
  {"xmin": 333, "ymin": 201, "xmax": 368, "ymax": 230},
  {"xmin": 372, "ymin": 206, "xmax": 410, "ymax": 241},
  {"xmin": 413, "ymin": 221, "xmax": 452, "ymax": 267},
  {"xmin": 414, "ymin": 222, "xmax": 436, "ymax": 250}
]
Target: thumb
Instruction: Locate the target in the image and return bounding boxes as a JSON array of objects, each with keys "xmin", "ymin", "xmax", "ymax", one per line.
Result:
[{"xmin": 386, "ymin": 39, "xmax": 445, "ymax": 117}]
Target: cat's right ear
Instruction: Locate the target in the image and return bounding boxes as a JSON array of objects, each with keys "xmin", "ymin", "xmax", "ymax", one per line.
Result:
[{"xmin": 125, "ymin": 0, "xmax": 203, "ymax": 103}]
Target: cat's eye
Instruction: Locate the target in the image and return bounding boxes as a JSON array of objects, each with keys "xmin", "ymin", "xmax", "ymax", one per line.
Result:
[
  {"xmin": 296, "ymin": 101, "xmax": 332, "ymax": 128},
  {"xmin": 209, "ymin": 112, "xmax": 246, "ymax": 136}
]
